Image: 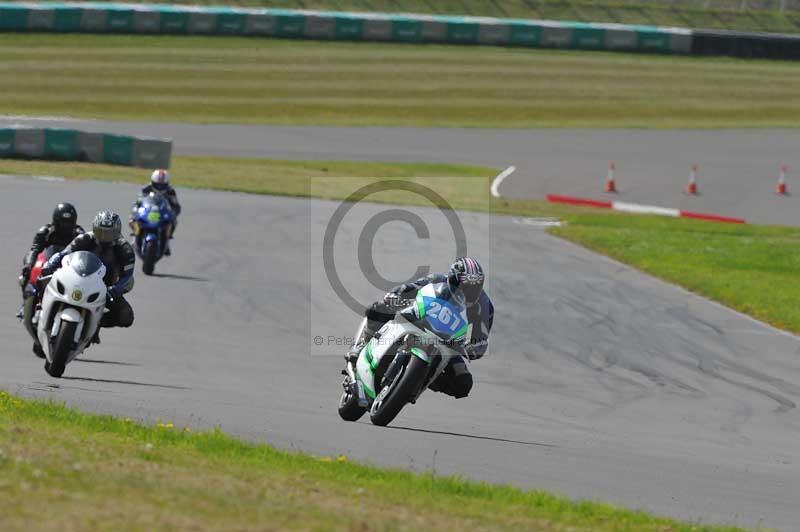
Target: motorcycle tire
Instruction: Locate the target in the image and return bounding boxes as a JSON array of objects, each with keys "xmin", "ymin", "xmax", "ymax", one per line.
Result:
[
  {"xmin": 142, "ymin": 240, "xmax": 157, "ymax": 276},
  {"xmin": 45, "ymin": 320, "xmax": 77, "ymax": 378},
  {"xmin": 338, "ymin": 381, "xmax": 367, "ymax": 422},
  {"xmin": 369, "ymin": 353, "xmax": 428, "ymax": 427}
]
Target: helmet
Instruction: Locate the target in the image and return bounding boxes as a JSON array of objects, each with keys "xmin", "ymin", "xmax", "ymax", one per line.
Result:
[
  {"xmin": 447, "ymin": 257, "xmax": 484, "ymax": 307},
  {"xmin": 92, "ymin": 211, "xmax": 122, "ymax": 244},
  {"xmin": 150, "ymin": 169, "xmax": 169, "ymax": 191},
  {"xmin": 51, "ymin": 203, "xmax": 77, "ymax": 236}
]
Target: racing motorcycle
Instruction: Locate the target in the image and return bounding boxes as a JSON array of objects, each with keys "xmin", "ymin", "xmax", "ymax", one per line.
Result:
[
  {"xmin": 338, "ymin": 283, "xmax": 472, "ymax": 426},
  {"xmin": 20, "ymin": 245, "xmax": 62, "ymax": 351},
  {"xmin": 130, "ymin": 192, "xmax": 173, "ymax": 275},
  {"xmin": 26, "ymin": 251, "xmax": 108, "ymax": 378}
]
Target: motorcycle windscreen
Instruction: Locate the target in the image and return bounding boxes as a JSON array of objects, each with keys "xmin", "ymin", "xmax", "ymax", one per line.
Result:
[
  {"xmin": 141, "ymin": 196, "xmax": 160, "ymax": 209},
  {"xmin": 140, "ymin": 196, "xmax": 170, "ymax": 225},
  {"xmin": 68, "ymin": 251, "xmax": 104, "ymax": 278}
]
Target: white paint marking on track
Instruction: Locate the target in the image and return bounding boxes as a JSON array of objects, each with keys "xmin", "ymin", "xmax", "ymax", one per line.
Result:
[
  {"xmin": 490, "ymin": 165, "xmax": 516, "ymax": 198},
  {"xmin": 612, "ymin": 201, "xmax": 680, "ymax": 217},
  {"xmin": 513, "ymin": 217, "xmax": 563, "ymax": 227}
]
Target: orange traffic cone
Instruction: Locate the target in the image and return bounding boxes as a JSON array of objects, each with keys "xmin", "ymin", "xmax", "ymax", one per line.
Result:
[
  {"xmin": 685, "ymin": 164, "xmax": 698, "ymax": 195},
  {"xmin": 604, "ymin": 162, "xmax": 617, "ymax": 193},
  {"xmin": 776, "ymin": 164, "xmax": 789, "ymax": 196}
]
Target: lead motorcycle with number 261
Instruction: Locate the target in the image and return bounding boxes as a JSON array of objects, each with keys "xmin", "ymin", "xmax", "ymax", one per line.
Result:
[{"xmin": 338, "ymin": 283, "xmax": 472, "ymax": 426}]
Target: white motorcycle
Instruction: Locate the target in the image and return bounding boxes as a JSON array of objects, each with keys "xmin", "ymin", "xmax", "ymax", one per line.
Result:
[
  {"xmin": 338, "ymin": 283, "xmax": 472, "ymax": 426},
  {"xmin": 34, "ymin": 251, "xmax": 107, "ymax": 378}
]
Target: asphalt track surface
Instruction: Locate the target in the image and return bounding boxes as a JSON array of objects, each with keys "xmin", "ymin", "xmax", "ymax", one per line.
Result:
[
  {"xmin": 3, "ymin": 175, "xmax": 800, "ymax": 530},
  {"xmin": 5, "ymin": 117, "xmax": 800, "ymax": 225}
]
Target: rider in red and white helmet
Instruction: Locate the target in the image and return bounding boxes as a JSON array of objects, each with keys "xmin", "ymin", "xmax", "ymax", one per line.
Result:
[{"xmin": 130, "ymin": 169, "xmax": 182, "ymax": 255}]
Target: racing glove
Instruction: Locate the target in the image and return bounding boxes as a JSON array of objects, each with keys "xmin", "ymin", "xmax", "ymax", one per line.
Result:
[
  {"xmin": 465, "ymin": 338, "xmax": 488, "ymax": 361},
  {"xmin": 383, "ymin": 291, "xmax": 414, "ymax": 310}
]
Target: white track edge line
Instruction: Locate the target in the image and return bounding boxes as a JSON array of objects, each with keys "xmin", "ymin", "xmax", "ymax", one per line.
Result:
[
  {"xmin": 490, "ymin": 165, "xmax": 516, "ymax": 198},
  {"xmin": 612, "ymin": 201, "xmax": 680, "ymax": 217}
]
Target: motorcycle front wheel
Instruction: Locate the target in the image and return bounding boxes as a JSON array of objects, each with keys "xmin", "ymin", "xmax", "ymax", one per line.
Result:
[
  {"xmin": 45, "ymin": 320, "xmax": 77, "ymax": 378},
  {"xmin": 369, "ymin": 353, "xmax": 428, "ymax": 427},
  {"xmin": 142, "ymin": 240, "xmax": 157, "ymax": 276}
]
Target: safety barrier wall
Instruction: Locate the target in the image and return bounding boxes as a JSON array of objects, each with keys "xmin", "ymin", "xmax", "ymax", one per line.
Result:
[
  {"xmin": 0, "ymin": 2, "xmax": 692, "ymax": 54},
  {"xmin": 1, "ymin": 3, "xmax": 799, "ymax": 59},
  {"xmin": 691, "ymin": 29, "xmax": 800, "ymax": 59},
  {"xmin": 0, "ymin": 127, "xmax": 172, "ymax": 169}
]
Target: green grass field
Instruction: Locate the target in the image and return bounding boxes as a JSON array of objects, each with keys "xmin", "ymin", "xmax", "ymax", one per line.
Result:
[
  {"xmin": 0, "ymin": 390, "xmax": 746, "ymax": 532},
  {"xmin": 0, "ymin": 157, "xmax": 494, "ymax": 199},
  {"xmin": 91, "ymin": 0, "xmax": 800, "ymax": 34},
  {"xmin": 3, "ymin": 34, "xmax": 800, "ymax": 128}
]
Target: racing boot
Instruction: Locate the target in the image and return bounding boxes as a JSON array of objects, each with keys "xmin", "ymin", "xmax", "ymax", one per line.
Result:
[
  {"xmin": 16, "ymin": 274, "xmax": 27, "ymax": 319},
  {"xmin": 164, "ymin": 240, "xmax": 172, "ymax": 257},
  {"xmin": 32, "ymin": 342, "xmax": 45, "ymax": 359},
  {"xmin": 345, "ymin": 317, "xmax": 373, "ymax": 365}
]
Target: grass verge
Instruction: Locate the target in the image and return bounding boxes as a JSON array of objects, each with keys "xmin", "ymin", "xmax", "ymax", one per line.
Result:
[
  {"xmin": 7, "ymin": 156, "xmax": 800, "ymax": 337},
  {"xmin": 0, "ymin": 157, "xmax": 599, "ymax": 219},
  {"xmin": 0, "ymin": 156, "xmax": 494, "ymax": 197},
  {"xmin": 3, "ymin": 34, "xmax": 800, "ymax": 128},
  {"xmin": 0, "ymin": 390, "xmax": 746, "ymax": 531}
]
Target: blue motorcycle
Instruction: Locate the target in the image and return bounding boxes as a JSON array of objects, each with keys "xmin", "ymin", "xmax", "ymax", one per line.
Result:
[{"xmin": 130, "ymin": 192, "xmax": 173, "ymax": 275}]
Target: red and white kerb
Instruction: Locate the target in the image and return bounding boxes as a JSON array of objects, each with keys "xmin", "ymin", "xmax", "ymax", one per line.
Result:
[{"xmin": 545, "ymin": 195, "xmax": 745, "ymax": 224}]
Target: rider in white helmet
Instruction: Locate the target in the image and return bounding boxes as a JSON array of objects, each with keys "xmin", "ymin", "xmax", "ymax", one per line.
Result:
[{"xmin": 130, "ymin": 169, "xmax": 181, "ymax": 256}]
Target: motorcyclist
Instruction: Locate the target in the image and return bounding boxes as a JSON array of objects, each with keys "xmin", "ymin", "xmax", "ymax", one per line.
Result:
[
  {"xmin": 43, "ymin": 211, "xmax": 135, "ymax": 331},
  {"xmin": 346, "ymin": 257, "xmax": 493, "ymax": 399},
  {"xmin": 130, "ymin": 169, "xmax": 181, "ymax": 256},
  {"xmin": 16, "ymin": 203, "xmax": 84, "ymax": 319}
]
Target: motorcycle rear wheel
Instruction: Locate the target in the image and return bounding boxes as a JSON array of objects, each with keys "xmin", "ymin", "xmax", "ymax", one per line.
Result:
[{"xmin": 338, "ymin": 379, "xmax": 367, "ymax": 422}]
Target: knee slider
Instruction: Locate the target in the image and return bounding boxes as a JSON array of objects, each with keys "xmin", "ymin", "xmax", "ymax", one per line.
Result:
[
  {"xmin": 118, "ymin": 307, "xmax": 134, "ymax": 328},
  {"xmin": 452, "ymin": 373, "xmax": 473, "ymax": 399}
]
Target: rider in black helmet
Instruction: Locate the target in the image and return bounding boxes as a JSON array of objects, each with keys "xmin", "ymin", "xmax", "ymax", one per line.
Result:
[
  {"xmin": 43, "ymin": 211, "xmax": 136, "ymax": 331},
  {"xmin": 16, "ymin": 203, "xmax": 84, "ymax": 318},
  {"xmin": 346, "ymin": 257, "xmax": 494, "ymax": 399}
]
